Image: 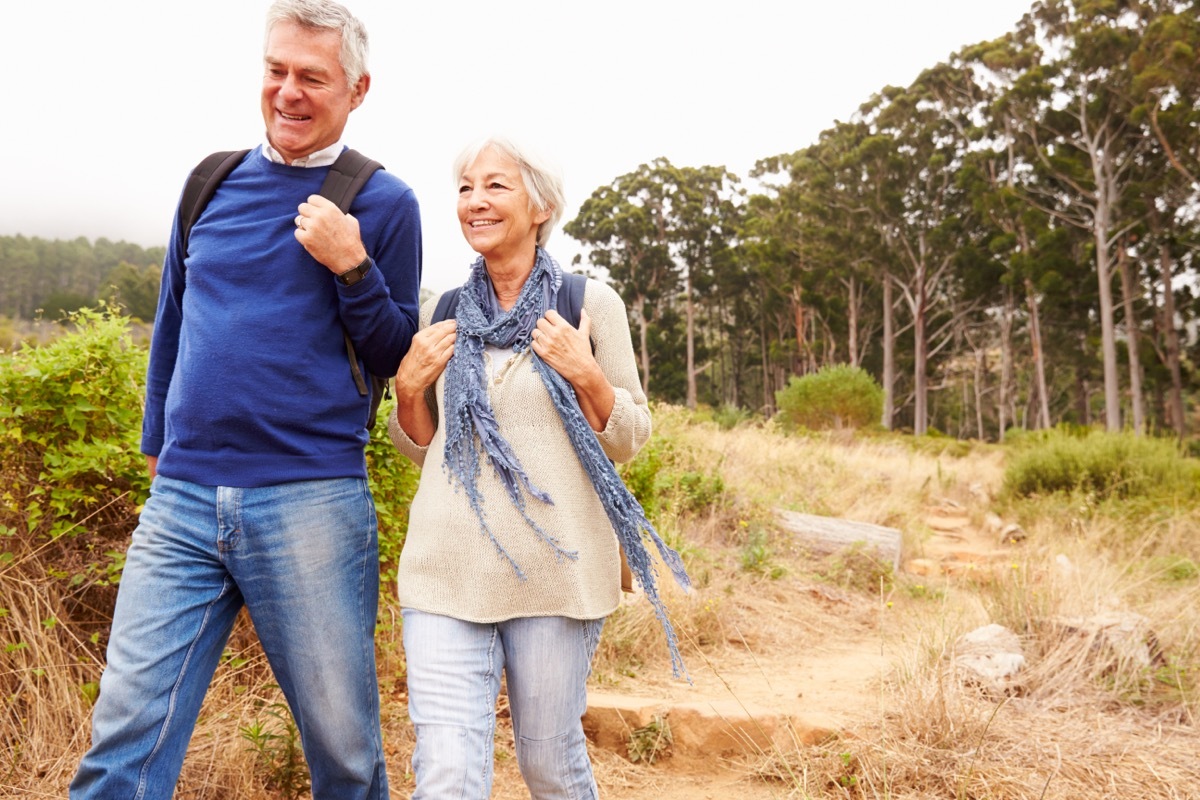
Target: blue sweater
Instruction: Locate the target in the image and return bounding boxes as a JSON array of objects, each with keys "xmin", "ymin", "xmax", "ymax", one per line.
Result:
[{"xmin": 142, "ymin": 147, "xmax": 422, "ymax": 487}]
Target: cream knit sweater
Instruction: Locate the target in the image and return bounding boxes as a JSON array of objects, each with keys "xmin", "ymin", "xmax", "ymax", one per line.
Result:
[{"xmin": 388, "ymin": 278, "xmax": 651, "ymax": 622}]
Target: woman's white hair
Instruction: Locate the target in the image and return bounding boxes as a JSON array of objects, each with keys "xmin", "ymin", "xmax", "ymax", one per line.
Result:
[
  {"xmin": 265, "ymin": 0, "xmax": 369, "ymax": 87},
  {"xmin": 453, "ymin": 135, "xmax": 565, "ymax": 247}
]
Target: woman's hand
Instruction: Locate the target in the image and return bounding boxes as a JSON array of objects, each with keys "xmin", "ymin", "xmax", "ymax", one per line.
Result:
[
  {"xmin": 532, "ymin": 309, "xmax": 615, "ymax": 431},
  {"xmin": 395, "ymin": 319, "xmax": 457, "ymax": 446}
]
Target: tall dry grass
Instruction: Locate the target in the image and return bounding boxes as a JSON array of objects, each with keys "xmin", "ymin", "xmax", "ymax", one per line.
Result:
[
  {"xmin": 5, "ymin": 404, "xmax": 1198, "ymax": 798},
  {"xmin": 596, "ymin": 407, "xmax": 1199, "ymax": 799}
]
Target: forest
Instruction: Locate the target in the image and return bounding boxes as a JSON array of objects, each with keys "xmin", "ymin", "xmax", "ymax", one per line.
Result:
[{"xmin": 3, "ymin": 0, "xmax": 1197, "ymax": 443}]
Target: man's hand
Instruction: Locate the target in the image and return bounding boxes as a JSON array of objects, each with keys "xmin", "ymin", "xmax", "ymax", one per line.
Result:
[
  {"xmin": 147, "ymin": 455, "xmax": 158, "ymax": 480},
  {"xmin": 294, "ymin": 194, "xmax": 368, "ymax": 275}
]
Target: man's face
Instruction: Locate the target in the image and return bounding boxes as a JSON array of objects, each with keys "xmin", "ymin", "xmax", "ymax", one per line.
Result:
[{"xmin": 261, "ymin": 20, "xmax": 367, "ymax": 164}]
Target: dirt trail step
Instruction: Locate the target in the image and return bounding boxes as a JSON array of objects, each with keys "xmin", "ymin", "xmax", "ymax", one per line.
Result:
[{"xmin": 583, "ymin": 637, "xmax": 888, "ymax": 767}]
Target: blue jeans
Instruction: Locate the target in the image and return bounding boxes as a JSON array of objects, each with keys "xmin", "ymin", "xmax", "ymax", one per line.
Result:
[
  {"xmin": 71, "ymin": 476, "xmax": 388, "ymax": 800},
  {"xmin": 402, "ymin": 610, "xmax": 604, "ymax": 800}
]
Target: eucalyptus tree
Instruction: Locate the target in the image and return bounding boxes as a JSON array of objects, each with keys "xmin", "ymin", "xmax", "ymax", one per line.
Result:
[
  {"xmin": 852, "ymin": 56, "xmax": 987, "ymax": 436},
  {"xmin": 1129, "ymin": 0, "xmax": 1200, "ymax": 437},
  {"xmin": 667, "ymin": 163, "xmax": 742, "ymax": 409},
  {"xmin": 1002, "ymin": 0, "xmax": 1156, "ymax": 432},
  {"xmin": 564, "ymin": 160, "xmax": 677, "ymax": 395},
  {"xmin": 959, "ymin": 32, "xmax": 1062, "ymax": 435}
]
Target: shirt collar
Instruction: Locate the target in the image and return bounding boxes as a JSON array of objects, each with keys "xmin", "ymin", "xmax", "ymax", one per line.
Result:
[{"xmin": 261, "ymin": 138, "xmax": 344, "ymax": 168}]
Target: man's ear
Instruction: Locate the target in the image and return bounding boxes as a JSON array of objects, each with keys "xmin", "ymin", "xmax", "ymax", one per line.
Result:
[{"xmin": 350, "ymin": 73, "xmax": 371, "ymax": 110}]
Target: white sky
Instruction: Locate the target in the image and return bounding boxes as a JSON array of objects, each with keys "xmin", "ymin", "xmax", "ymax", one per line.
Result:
[{"xmin": 4, "ymin": 0, "xmax": 1034, "ymax": 293}]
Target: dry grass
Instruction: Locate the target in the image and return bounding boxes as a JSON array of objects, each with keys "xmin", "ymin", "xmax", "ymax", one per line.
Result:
[{"xmin": 4, "ymin": 406, "xmax": 1198, "ymax": 798}]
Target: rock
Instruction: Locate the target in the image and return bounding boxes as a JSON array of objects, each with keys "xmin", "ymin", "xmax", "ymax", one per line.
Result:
[
  {"xmin": 952, "ymin": 623, "xmax": 1026, "ymax": 692},
  {"xmin": 1048, "ymin": 611, "xmax": 1166, "ymax": 669},
  {"xmin": 998, "ymin": 523, "xmax": 1026, "ymax": 545}
]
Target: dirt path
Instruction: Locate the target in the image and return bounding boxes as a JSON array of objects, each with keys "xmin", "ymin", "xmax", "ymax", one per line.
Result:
[{"xmin": 559, "ymin": 502, "xmax": 1017, "ymax": 800}]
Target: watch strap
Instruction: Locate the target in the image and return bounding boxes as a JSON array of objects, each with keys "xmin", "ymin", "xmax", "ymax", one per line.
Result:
[{"xmin": 336, "ymin": 256, "xmax": 372, "ymax": 286}]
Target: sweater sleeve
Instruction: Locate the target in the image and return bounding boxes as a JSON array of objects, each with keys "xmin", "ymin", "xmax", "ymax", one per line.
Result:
[
  {"xmin": 584, "ymin": 280, "xmax": 652, "ymax": 464},
  {"xmin": 387, "ymin": 295, "xmax": 438, "ymax": 467},
  {"xmin": 140, "ymin": 195, "xmax": 189, "ymax": 457},
  {"xmin": 335, "ymin": 175, "xmax": 423, "ymax": 379}
]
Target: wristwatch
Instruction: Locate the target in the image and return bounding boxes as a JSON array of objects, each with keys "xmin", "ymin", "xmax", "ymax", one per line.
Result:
[{"xmin": 336, "ymin": 256, "xmax": 373, "ymax": 286}]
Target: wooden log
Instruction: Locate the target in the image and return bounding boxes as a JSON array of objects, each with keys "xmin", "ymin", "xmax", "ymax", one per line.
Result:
[{"xmin": 775, "ymin": 510, "xmax": 903, "ymax": 573}]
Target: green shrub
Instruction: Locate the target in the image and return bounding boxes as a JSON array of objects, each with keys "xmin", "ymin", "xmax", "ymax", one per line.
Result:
[
  {"xmin": 619, "ymin": 431, "xmax": 726, "ymax": 525},
  {"xmin": 1003, "ymin": 428, "xmax": 1200, "ymax": 502},
  {"xmin": 365, "ymin": 402, "xmax": 421, "ymax": 587},
  {"xmin": 0, "ymin": 306, "xmax": 149, "ymax": 544},
  {"xmin": 774, "ymin": 365, "xmax": 883, "ymax": 432}
]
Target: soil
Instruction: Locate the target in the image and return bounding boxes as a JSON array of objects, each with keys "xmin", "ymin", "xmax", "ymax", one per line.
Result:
[{"xmin": 474, "ymin": 502, "xmax": 1009, "ymax": 800}]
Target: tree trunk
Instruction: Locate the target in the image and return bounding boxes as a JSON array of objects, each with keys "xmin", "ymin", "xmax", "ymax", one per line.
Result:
[
  {"xmin": 974, "ymin": 345, "xmax": 986, "ymax": 440},
  {"xmin": 633, "ymin": 294, "xmax": 651, "ymax": 396},
  {"xmin": 760, "ymin": 312, "xmax": 772, "ymax": 415},
  {"xmin": 685, "ymin": 270, "xmax": 696, "ymax": 410},
  {"xmin": 998, "ymin": 287, "xmax": 1015, "ymax": 440},
  {"xmin": 882, "ymin": 277, "xmax": 895, "ymax": 430},
  {"xmin": 1117, "ymin": 242, "xmax": 1145, "ymax": 434},
  {"xmin": 1024, "ymin": 276, "xmax": 1051, "ymax": 430},
  {"xmin": 1091, "ymin": 141, "xmax": 1122, "ymax": 432},
  {"xmin": 1157, "ymin": 242, "xmax": 1186, "ymax": 439},
  {"xmin": 846, "ymin": 274, "xmax": 860, "ymax": 368},
  {"xmin": 912, "ymin": 235, "xmax": 929, "ymax": 436}
]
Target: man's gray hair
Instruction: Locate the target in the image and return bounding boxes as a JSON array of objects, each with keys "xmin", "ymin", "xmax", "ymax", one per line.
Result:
[
  {"xmin": 265, "ymin": 0, "xmax": 369, "ymax": 87},
  {"xmin": 453, "ymin": 135, "xmax": 566, "ymax": 248}
]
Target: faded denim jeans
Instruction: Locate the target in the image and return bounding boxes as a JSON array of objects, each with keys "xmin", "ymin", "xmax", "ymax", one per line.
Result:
[
  {"xmin": 402, "ymin": 609, "xmax": 604, "ymax": 799},
  {"xmin": 71, "ymin": 475, "xmax": 388, "ymax": 800}
]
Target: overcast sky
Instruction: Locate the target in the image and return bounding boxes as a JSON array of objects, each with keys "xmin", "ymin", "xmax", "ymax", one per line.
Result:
[{"xmin": 5, "ymin": 0, "xmax": 1034, "ymax": 293}]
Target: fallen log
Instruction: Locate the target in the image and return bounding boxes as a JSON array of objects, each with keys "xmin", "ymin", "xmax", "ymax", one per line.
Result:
[{"xmin": 775, "ymin": 510, "xmax": 903, "ymax": 573}]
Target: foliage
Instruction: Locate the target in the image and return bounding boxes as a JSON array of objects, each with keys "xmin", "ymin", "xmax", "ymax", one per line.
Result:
[
  {"xmin": 774, "ymin": 364, "xmax": 884, "ymax": 433},
  {"xmin": 627, "ymin": 714, "xmax": 673, "ymax": 764},
  {"xmin": 0, "ymin": 234, "xmax": 165, "ymax": 321},
  {"xmin": 816, "ymin": 542, "xmax": 895, "ymax": 595},
  {"xmin": 1003, "ymin": 427, "xmax": 1200, "ymax": 502},
  {"xmin": 0, "ymin": 306, "xmax": 149, "ymax": 545},
  {"xmin": 364, "ymin": 401, "xmax": 421, "ymax": 587},
  {"xmin": 240, "ymin": 699, "xmax": 310, "ymax": 798},
  {"xmin": 619, "ymin": 423, "xmax": 727, "ymax": 526}
]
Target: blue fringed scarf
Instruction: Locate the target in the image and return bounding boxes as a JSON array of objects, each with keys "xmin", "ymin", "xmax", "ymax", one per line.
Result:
[{"xmin": 442, "ymin": 247, "xmax": 691, "ymax": 679}]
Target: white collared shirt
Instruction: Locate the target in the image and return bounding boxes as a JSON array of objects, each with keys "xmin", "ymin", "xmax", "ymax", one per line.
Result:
[{"xmin": 261, "ymin": 138, "xmax": 344, "ymax": 167}]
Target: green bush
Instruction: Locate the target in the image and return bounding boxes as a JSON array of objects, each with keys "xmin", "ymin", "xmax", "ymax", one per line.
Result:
[
  {"xmin": 365, "ymin": 402, "xmax": 421, "ymax": 587},
  {"xmin": 774, "ymin": 365, "xmax": 883, "ymax": 432},
  {"xmin": 1003, "ymin": 428, "xmax": 1200, "ymax": 502},
  {"xmin": 619, "ymin": 431, "xmax": 726, "ymax": 525},
  {"xmin": 0, "ymin": 306, "xmax": 149, "ymax": 544}
]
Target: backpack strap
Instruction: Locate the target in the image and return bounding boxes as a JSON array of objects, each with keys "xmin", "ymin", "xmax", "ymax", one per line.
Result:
[
  {"xmin": 319, "ymin": 148, "xmax": 383, "ymax": 213},
  {"xmin": 179, "ymin": 149, "xmax": 251, "ymax": 251},
  {"xmin": 431, "ymin": 287, "xmax": 464, "ymax": 325},
  {"xmin": 556, "ymin": 271, "xmax": 587, "ymax": 326},
  {"xmin": 319, "ymin": 148, "xmax": 385, "ymax": 401},
  {"xmin": 432, "ymin": 274, "xmax": 588, "ymax": 326}
]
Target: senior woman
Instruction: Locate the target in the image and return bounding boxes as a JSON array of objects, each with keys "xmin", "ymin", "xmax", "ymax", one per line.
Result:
[{"xmin": 388, "ymin": 135, "xmax": 689, "ymax": 799}]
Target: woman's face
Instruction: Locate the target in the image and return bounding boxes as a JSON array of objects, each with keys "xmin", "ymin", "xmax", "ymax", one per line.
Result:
[{"xmin": 457, "ymin": 146, "xmax": 550, "ymax": 263}]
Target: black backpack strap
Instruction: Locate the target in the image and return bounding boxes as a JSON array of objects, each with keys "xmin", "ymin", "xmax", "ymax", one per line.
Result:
[
  {"xmin": 432, "ymin": 276, "xmax": 586, "ymax": 327},
  {"xmin": 319, "ymin": 148, "xmax": 384, "ymax": 404},
  {"xmin": 179, "ymin": 149, "xmax": 251, "ymax": 251},
  {"xmin": 431, "ymin": 287, "xmax": 463, "ymax": 324},
  {"xmin": 556, "ymin": 272, "xmax": 587, "ymax": 326},
  {"xmin": 319, "ymin": 148, "xmax": 383, "ymax": 213}
]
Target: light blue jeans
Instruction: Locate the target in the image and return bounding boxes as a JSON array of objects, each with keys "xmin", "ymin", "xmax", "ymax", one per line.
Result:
[
  {"xmin": 71, "ymin": 475, "xmax": 388, "ymax": 800},
  {"xmin": 402, "ymin": 609, "xmax": 604, "ymax": 800}
]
